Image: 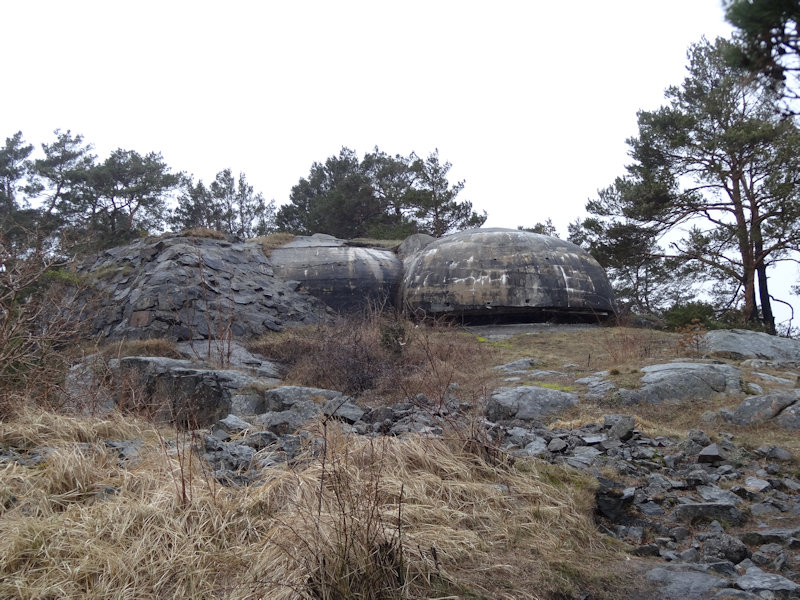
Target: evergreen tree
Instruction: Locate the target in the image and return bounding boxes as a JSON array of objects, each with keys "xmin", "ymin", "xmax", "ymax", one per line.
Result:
[
  {"xmin": 583, "ymin": 37, "xmax": 800, "ymax": 333},
  {"xmin": 726, "ymin": 0, "xmax": 800, "ymax": 114}
]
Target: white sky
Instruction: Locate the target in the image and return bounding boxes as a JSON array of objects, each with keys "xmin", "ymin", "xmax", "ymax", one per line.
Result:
[{"xmin": 3, "ymin": 1, "xmax": 798, "ymax": 327}]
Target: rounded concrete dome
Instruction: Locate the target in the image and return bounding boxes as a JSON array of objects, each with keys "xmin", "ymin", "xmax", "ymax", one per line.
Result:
[
  {"xmin": 400, "ymin": 228, "xmax": 616, "ymax": 320},
  {"xmin": 270, "ymin": 234, "xmax": 402, "ymax": 313}
]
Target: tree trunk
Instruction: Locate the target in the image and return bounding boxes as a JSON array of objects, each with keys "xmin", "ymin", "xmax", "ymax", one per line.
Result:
[{"xmin": 756, "ymin": 261, "xmax": 776, "ymax": 335}]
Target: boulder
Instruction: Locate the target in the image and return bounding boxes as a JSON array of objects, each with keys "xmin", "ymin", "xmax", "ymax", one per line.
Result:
[
  {"xmin": 736, "ymin": 566, "xmax": 800, "ymax": 597},
  {"xmin": 116, "ymin": 356, "xmax": 271, "ymax": 426},
  {"xmin": 671, "ymin": 502, "xmax": 747, "ymax": 526},
  {"xmin": 645, "ymin": 566, "xmax": 728, "ymax": 598},
  {"xmin": 620, "ymin": 362, "xmax": 741, "ymax": 404},
  {"xmin": 262, "ymin": 386, "xmax": 342, "ymax": 413},
  {"xmin": 701, "ymin": 533, "xmax": 751, "ymax": 563},
  {"xmin": 727, "ymin": 393, "xmax": 798, "ymax": 426},
  {"xmin": 486, "ymin": 385, "xmax": 579, "ymax": 423},
  {"xmin": 705, "ymin": 329, "xmax": 800, "ymax": 363},
  {"xmin": 774, "ymin": 402, "xmax": 800, "ymax": 429}
]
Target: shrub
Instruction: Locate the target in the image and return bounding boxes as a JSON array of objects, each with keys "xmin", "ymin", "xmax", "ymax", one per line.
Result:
[
  {"xmin": 663, "ymin": 301, "xmax": 718, "ymax": 330},
  {"xmin": 0, "ymin": 234, "xmax": 90, "ymax": 409}
]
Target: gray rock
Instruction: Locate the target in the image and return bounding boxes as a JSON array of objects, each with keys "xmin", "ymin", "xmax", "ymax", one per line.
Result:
[
  {"xmin": 606, "ymin": 414, "xmax": 636, "ymax": 441},
  {"xmin": 744, "ymin": 476, "xmax": 771, "ymax": 493},
  {"xmin": 105, "ymin": 439, "xmax": 144, "ymax": 462},
  {"xmin": 672, "ymin": 503, "xmax": 746, "ymax": 526},
  {"xmin": 750, "ymin": 502, "xmax": 782, "ymax": 517},
  {"xmin": 623, "ymin": 362, "xmax": 742, "ymax": 405},
  {"xmin": 253, "ymin": 410, "xmax": 314, "ymax": 436},
  {"xmin": 774, "ymin": 402, "xmax": 800, "ymax": 429},
  {"xmin": 262, "ymin": 386, "xmax": 341, "ymax": 413},
  {"xmin": 727, "ymin": 393, "xmax": 798, "ymax": 426},
  {"xmin": 117, "ymin": 356, "xmax": 272, "ymax": 426},
  {"xmin": 701, "ymin": 533, "xmax": 751, "ymax": 563},
  {"xmin": 494, "ymin": 358, "xmax": 541, "ymax": 372},
  {"xmin": 646, "ymin": 565, "xmax": 729, "ymax": 598},
  {"xmin": 547, "ymin": 437, "xmax": 568, "ymax": 452},
  {"xmin": 577, "ymin": 375, "xmax": 618, "ymax": 399},
  {"xmin": 699, "ymin": 443, "xmax": 729, "ymax": 464},
  {"xmin": 566, "ymin": 446, "xmax": 603, "ymax": 468},
  {"xmin": 176, "ymin": 340, "xmax": 282, "ymax": 380},
  {"xmin": 735, "ymin": 566, "xmax": 800, "ymax": 597},
  {"xmin": 712, "ymin": 590, "xmax": 762, "ymax": 600},
  {"xmin": 759, "ymin": 446, "xmax": 794, "ymax": 461},
  {"xmin": 213, "ymin": 414, "xmax": 252, "ymax": 436},
  {"xmin": 322, "ymin": 398, "xmax": 365, "ymax": 424},
  {"xmin": 689, "ymin": 429, "xmax": 712, "ymax": 446},
  {"xmin": 486, "ymin": 386, "xmax": 578, "ymax": 423},
  {"xmin": 706, "ymin": 329, "xmax": 800, "ymax": 363},
  {"xmin": 80, "ymin": 235, "xmax": 334, "ymax": 341},
  {"xmin": 521, "ymin": 437, "xmax": 549, "ymax": 456},
  {"xmin": 240, "ymin": 430, "xmax": 278, "ymax": 450},
  {"xmin": 738, "ymin": 528, "xmax": 800, "ymax": 546},
  {"xmin": 697, "ymin": 485, "xmax": 743, "ymax": 506},
  {"xmin": 753, "ymin": 372, "xmax": 795, "ymax": 385}
]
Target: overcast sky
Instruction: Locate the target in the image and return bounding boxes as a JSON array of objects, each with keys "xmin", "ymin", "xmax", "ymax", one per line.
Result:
[{"xmin": 6, "ymin": 1, "xmax": 796, "ymax": 326}]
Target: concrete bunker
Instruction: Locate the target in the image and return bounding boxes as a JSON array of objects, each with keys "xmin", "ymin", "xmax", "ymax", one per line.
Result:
[
  {"xmin": 399, "ymin": 228, "xmax": 617, "ymax": 322},
  {"xmin": 269, "ymin": 234, "xmax": 403, "ymax": 313}
]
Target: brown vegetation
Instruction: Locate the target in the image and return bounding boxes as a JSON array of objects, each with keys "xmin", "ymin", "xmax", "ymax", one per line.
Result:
[
  {"xmin": 251, "ymin": 232, "xmax": 296, "ymax": 257},
  {"xmin": 247, "ymin": 313, "xmax": 500, "ymax": 407},
  {"xmin": 0, "ymin": 409, "xmax": 630, "ymax": 599}
]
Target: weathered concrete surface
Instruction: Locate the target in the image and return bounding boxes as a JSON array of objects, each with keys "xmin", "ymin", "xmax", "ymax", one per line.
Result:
[
  {"xmin": 270, "ymin": 234, "xmax": 403, "ymax": 312},
  {"xmin": 400, "ymin": 228, "xmax": 616, "ymax": 320}
]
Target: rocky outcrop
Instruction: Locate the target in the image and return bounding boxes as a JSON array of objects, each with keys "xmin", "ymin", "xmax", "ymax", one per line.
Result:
[
  {"xmin": 618, "ymin": 363, "xmax": 742, "ymax": 404},
  {"xmin": 20, "ymin": 325, "xmax": 800, "ymax": 598},
  {"xmin": 706, "ymin": 329, "xmax": 800, "ymax": 364},
  {"xmin": 81, "ymin": 234, "xmax": 333, "ymax": 341}
]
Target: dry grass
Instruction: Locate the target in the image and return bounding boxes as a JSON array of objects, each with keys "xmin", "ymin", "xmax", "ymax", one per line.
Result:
[
  {"xmin": 482, "ymin": 326, "xmax": 681, "ymax": 376},
  {"xmin": 251, "ymin": 232, "xmax": 296, "ymax": 257},
  {"xmin": 248, "ymin": 315, "xmax": 501, "ymax": 406},
  {"xmin": 0, "ymin": 404, "xmax": 148, "ymax": 449},
  {"xmin": 97, "ymin": 338, "xmax": 183, "ymax": 360},
  {"xmin": 178, "ymin": 227, "xmax": 228, "ymax": 239},
  {"xmin": 0, "ymin": 409, "xmax": 629, "ymax": 600}
]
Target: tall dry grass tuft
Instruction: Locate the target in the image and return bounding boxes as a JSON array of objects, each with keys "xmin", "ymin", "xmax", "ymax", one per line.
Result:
[
  {"xmin": 0, "ymin": 409, "xmax": 627, "ymax": 600},
  {"xmin": 245, "ymin": 423, "xmax": 624, "ymax": 599}
]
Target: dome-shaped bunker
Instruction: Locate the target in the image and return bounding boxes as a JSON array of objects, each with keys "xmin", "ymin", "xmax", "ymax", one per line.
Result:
[
  {"xmin": 400, "ymin": 228, "xmax": 616, "ymax": 321},
  {"xmin": 270, "ymin": 234, "xmax": 402, "ymax": 313}
]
